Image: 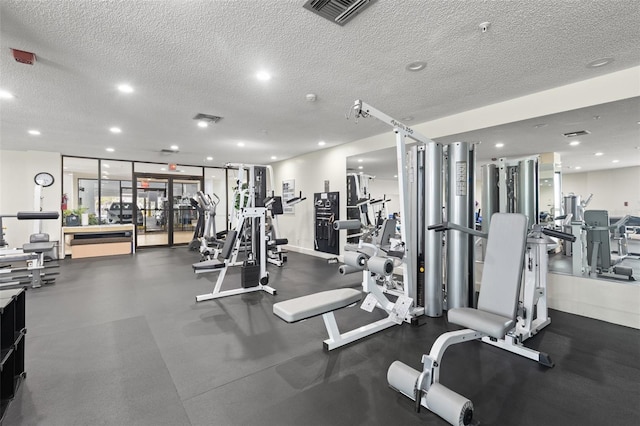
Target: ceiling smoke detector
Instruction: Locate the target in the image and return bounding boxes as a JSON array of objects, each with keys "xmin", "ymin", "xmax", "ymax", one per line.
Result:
[
  {"xmin": 303, "ymin": 0, "xmax": 374, "ymax": 26},
  {"xmin": 193, "ymin": 113, "xmax": 222, "ymax": 125}
]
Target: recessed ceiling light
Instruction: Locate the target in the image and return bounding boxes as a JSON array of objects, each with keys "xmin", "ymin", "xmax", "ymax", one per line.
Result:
[
  {"xmin": 106, "ymin": 147, "xmax": 115, "ymax": 152},
  {"xmin": 318, "ymin": 141, "xmax": 326, "ymax": 146},
  {"xmin": 533, "ymin": 123, "xmax": 547, "ymax": 128},
  {"xmin": 63, "ymin": 166, "xmax": 68, "ymax": 170},
  {"xmin": 256, "ymin": 71, "xmax": 271, "ymax": 81},
  {"xmin": 270, "ymin": 156, "xmax": 277, "ymax": 160},
  {"xmin": 206, "ymin": 156, "xmax": 213, "ymax": 161},
  {"xmin": 102, "ymin": 176, "xmax": 109, "ymax": 180},
  {"xmin": 197, "ymin": 121, "xmax": 208, "ymax": 128},
  {"xmin": 402, "ymin": 116, "xmax": 414, "ymax": 121},
  {"xmin": 586, "ymin": 57, "xmax": 614, "ymax": 68},
  {"xmin": 237, "ymin": 142, "xmax": 245, "ymax": 147},
  {"xmin": 117, "ymin": 84, "xmax": 134, "ymax": 93},
  {"xmin": 170, "ymin": 145, "xmax": 179, "ymax": 150},
  {"xmin": 569, "ymin": 140, "xmax": 580, "ymax": 146},
  {"xmin": 28, "ymin": 130, "xmax": 41, "ymax": 136},
  {"xmin": 612, "ymin": 159, "xmax": 619, "ymax": 163},
  {"xmin": 103, "ymin": 164, "xmax": 110, "ymax": 168},
  {"xmin": 574, "ymin": 166, "xmax": 582, "ymax": 170},
  {"xmin": 594, "ymin": 152, "xmax": 604, "ymax": 156},
  {"xmin": 102, "ymin": 171, "xmax": 109, "ymax": 175},
  {"xmin": 160, "ymin": 167, "xmax": 166, "ymax": 171},
  {"xmin": 495, "ymin": 143, "xmax": 504, "ymax": 148},
  {"xmin": 357, "ymin": 159, "xmax": 363, "ymax": 162},
  {"xmin": 180, "ymin": 170, "xmax": 185, "ymax": 173},
  {"xmin": 358, "ymin": 166, "xmax": 363, "ymax": 170},
  {"xmin": 0, "ymin": 90, "xmax": 15, "ymax": 99},
  {"xmin": 109, "ymin": 127, "xmax": 122, "ymax": 133},
  {"xmin": 405, "ymin": 61, "xmax": 426, "ymax": 72},
  {"xmin": 393, "ymin": 175, "xmax": 398, "ymax": 178}
]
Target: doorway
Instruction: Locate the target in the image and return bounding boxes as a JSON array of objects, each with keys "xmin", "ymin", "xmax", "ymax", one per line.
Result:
[{"xmin": 134, "ymin": 174, "xmax": 202, "ymax": 247}]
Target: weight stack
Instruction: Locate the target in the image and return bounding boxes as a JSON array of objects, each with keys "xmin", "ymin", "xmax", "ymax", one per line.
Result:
[{"xmin": 241, "ymin": 262, "xmax": 260, "ymax": 288}]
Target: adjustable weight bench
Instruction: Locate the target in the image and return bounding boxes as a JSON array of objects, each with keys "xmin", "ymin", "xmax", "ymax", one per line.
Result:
[
  {"xmin": 273, "ymin": 288, "xmax": 363, "ymax": 350},
  {"xmin": 387, "ymin": 213, "xmax": 553, "ymax": 426}
]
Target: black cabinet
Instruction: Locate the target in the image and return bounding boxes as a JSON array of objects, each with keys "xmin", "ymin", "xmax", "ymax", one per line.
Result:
[
  {"xmin": 314, "ymin": 192, "xmax": 340, "ymax": 255},
  {"xmin": 0, "ymin": 288, "xmax": 26, "ymax": 424}
]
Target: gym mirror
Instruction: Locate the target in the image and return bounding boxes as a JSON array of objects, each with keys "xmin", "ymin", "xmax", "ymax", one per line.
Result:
[{"xmin": 346, "ymin": 96, "xmax": 640, "ymax": 281}]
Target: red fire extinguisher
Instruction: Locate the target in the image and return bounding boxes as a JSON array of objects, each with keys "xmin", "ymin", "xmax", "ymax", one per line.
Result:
[{"xmin": 61, "ymin": 193, "xmax": 68, "ymax": 211}]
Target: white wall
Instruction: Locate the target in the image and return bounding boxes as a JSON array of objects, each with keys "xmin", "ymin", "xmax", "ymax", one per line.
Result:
[
  {"xmin": 563, "ymin": 166, "xmax": 640, "ymax": 217},
  {"xmin": 0, "ymin": 150, "xmax": 62, "ymax": 248}
]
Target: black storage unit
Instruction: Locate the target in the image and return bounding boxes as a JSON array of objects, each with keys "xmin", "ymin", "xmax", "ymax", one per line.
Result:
[
  {"xmin": 0, "ymin": 288, "xmax": 26, "ymax": 425},
  {"xmin": 314, "ymin": 192, "xmax": 340, "ymax": 255}
]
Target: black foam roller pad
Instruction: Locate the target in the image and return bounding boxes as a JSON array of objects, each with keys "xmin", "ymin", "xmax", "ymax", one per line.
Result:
[{"xmin": 16, "ymin": 211, "xmax": 60, "ymax": 220}]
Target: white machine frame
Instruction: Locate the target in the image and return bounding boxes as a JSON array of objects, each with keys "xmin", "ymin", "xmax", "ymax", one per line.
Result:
[{"xmin": 195, "ymin": 207, "xmax": 275, "ymax": 302}]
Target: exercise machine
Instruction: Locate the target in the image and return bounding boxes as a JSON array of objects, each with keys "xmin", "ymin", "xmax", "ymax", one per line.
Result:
[
  {"xmin": 584, "ymin": 210, "xmax": 634, "ymax": 280},
  {"xmin": 387, "ymin": 213, "xmax": 560, "ymax": 425},
  {"xmin": 0, "ymin": 211, "xmax": 60, "ymax": 289},
  {"xmin": 346, "ymin": 172, "xmax": 392, "ymax": 242},
  {"xmin": 274, "ymin": 100, "xmax": 442, "ymax": 349},
  {"xmin": 193, "ymin": 164, "xmax": 278, "ymax": 302},
  {"xmin": 189, "ymin": 191, "xmax": 226, "ymax": 258}
]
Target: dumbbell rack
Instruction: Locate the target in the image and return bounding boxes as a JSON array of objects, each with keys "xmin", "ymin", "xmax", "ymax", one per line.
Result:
[{"xmin": 0, "ymin": 288, "xmax": 26, "ymax": 424}]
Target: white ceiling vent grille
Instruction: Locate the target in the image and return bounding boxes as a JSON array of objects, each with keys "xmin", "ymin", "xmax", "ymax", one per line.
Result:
[
  {"xmin": 303, "ymin": 0, "xmax": 374, "ymax": 26},
  {"xmin": 563, "ymin": 130, "xmax": 591, "ymax": 137}
]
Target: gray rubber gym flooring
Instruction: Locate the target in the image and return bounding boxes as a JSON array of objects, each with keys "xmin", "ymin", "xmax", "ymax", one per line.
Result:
[{"xmin": 4, "ymin": 248, "xmax": 640, "ymax": 425}]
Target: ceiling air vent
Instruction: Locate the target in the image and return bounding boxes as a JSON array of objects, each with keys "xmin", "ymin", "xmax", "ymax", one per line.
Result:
[
  {"xmin": 160, "ymin": 149, "xmax": 178, "ymax": 154},
  {"xmin": 303, "ymin": 0, "xmax": 374, "ymax": 26},
  {"xmin": 193, "ymin": 113, "xmax": 222, "ymax": 123},
  {"xmin": 563, "ymin": 130, "xmax": 590, "ymax": 138}
]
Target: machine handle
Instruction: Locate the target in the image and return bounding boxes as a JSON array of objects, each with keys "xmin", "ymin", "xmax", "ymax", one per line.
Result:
[
  {"xmin": 427, "ymin": 222, "xmax": 449, "ymax": 232},
  {"xmin": 541, "ymin": 228, "xmax": 576, "ymax": 242},
  {"xmin": 16, "ymin": 211, "xmax": 60, "ymax": 220}
]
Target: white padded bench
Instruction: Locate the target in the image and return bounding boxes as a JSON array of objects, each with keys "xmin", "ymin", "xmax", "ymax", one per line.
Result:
[
  {"xmin": 273, "ymin": 288, "xmax": 361, "ymax": 322},
  {"xmin": 274, "ymin": 288, "xmax": 375, "ymax": 351}
]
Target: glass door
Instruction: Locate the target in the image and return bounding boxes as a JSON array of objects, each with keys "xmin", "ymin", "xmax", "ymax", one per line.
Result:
[
  {"xmin": 172, "ymin": 179, "xmax": 201, "ymax": 245},
  {"xmin": 136, "ymin": 177, "xmax": 170, "ymax": 247},
  {"xmin": 134, "ymin": 174, "xmax": 202, "ymax": 247}
]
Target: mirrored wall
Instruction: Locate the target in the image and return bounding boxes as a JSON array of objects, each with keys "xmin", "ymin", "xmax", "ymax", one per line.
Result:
[{"xmin": 346, "ymin": 97, "xmax": 640, "ymax": 281}]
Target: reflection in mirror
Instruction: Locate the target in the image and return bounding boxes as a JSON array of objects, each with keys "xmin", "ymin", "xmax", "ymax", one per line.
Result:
[{"xmin": 346, "ymin": 97, "xmax": 639, "ymax": 282}]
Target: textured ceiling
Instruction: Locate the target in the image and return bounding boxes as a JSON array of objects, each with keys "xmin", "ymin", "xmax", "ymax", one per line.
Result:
[{"xmin": 1, "ymin": 0, "xmax": 639, "ymax": 168}]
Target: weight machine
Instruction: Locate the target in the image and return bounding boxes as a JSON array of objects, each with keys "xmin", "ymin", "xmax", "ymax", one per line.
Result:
[
  {"xmin": 194, "ymin": 164, "xmax": 278, "ymax": 301},
  {"xmin": 387, "ymin": 214, "xmax": 574, "ymax": 425},
  {"xmin": 1, "ymin": 211, "xmax": 60, "ymax": 289}
]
